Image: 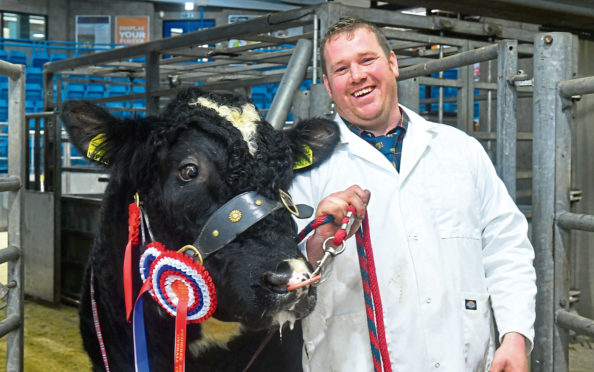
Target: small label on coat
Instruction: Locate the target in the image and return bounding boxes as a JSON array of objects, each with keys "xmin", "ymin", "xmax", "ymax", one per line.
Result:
[{"xmin": 465, "ymin": 299, "xmax": 477, "ymax": 310}]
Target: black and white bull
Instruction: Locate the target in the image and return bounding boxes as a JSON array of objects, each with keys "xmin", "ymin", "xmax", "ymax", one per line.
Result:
[{"xmin": 60, "ymin": 88, "xmax": 339, "ymax": 371}]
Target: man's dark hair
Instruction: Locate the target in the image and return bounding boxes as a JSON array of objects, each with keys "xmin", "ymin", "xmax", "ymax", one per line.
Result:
[{"xmin": 320, "ymin": 17, "xmax": 391, "ymax": 76}]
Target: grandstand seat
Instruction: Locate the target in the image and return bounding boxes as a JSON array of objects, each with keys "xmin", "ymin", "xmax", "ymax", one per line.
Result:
[
  {"xmin": 108, "ymin": 84, "xmax": 129, "ymax": 96},
  {"xmin": 66, "ymin": 83, "xmax": 85, "ymax": 100},
  {"xmin": 50, "ymin": 53, "xmax": 68, "ymax": 62},
  {"xmin": 0, "ymin": 99, "xmax": 8, "ymax": 121},
  {"xmin": 25, "ymin": 100, "xmax": 35, "ymax": 113},
  {"xmin": 31, "ymin": 51, "xmax": 50, "ymax": 68},
  {"xmin": 25, "ymin": 83, "xmax": 43, "ymax": 102},
  {"xmin": 8, "ymin": 51, "xmax": 28, "ymax": 66},
  {"xmin": 26, "ymin": 67, "xmax": 43, "ymax": 85},
  {"xmin": 0, "ymin": 80, "xmax": 7, "ymax": 100},
  {"xmin": 86, "ymin": 84, "xmax": 106, "ymax": 99},
  {"xmin": 0, "ymin": 50, "xmax": 7, "ymax": 61}
]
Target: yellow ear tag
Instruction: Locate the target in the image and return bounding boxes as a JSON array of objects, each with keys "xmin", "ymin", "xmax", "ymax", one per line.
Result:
[
  {"xmin": 87, "ymin": 133, "xmax": 109, "ymax": 164},
  {"xmin": 293, "ymin": 144, "xmax": 313, "ymax": 170}
]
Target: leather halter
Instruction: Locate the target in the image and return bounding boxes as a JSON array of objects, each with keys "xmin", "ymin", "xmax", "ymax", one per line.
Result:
[{"xmin": 189, "ymin": 190, "xmax": 313, "ymax": 261}]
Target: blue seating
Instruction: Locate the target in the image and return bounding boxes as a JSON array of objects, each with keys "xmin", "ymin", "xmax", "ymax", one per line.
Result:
[
  {"xmin": 108, "ymin": 84, "xmax": 129, "ymax": 96},
  {"xmin": 0, "ymin": 80, "xmax": 7, "ymax": 100},
  {"xmin": 50, "ymin": 52, "xmax": 67, "ymax": 62},
  {"xmin": 8, "ymin": 50, "xmax": 27, "ymax": 66},
  {"xmin": 25, "ymin": 83, "xmax": 43, "ymax": 102},
  {"xmin": 26, "ymin": 67, "xmax": 43, "ymax": 85},
  {"xmin": 31, "ymin": 51, "xmax": 50, "ymax": 68},
  {"xmin": 86, "ymin": 84, "xmax": 106, "ymax": 98},
  {"xmin": 0, "ymin": 50, "xmax": 7, "ymax": 61},
  {"xmin": 0, "ymin": 99, "xmax": 8, "ymax": 121},
  {"xmin": 66, "ymin": 83, "xmax": 85, "ymax": 100}
]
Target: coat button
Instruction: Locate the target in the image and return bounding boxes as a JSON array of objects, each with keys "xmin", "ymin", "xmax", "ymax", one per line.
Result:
[
  {"xmin": 434, "ymin": 362, "xmax": 440, "ymax": 368},
  {"xmin": 425, "ymin": 297, "xmax": 431, "ymax": 304}
]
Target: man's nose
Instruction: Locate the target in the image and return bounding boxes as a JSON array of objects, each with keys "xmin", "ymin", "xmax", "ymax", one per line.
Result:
[{"xmin": 350, "ymin": 64, "xmax": 365, "ymax": 82}]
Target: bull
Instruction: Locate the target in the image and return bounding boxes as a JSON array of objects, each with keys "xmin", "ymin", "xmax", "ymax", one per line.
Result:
[{"xmin": 60, "ymin": 88, "xmax": 339, "ymax": 371}]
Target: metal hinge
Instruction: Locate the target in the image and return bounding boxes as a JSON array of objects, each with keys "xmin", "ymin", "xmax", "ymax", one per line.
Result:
[
  {"xmin": 507, "ymin": 70, "xmax": 533, "ymax": 87},
  {"xmin": 569, "ymin": 189, "xmax": 582, "ymax": 203}
]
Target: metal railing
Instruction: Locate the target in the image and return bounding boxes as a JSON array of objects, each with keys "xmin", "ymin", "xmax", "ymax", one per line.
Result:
[
  {"xmin": 0, "ymin": 59, "xmax": 26, "ymax": 372},
  {"xmin": 532, "ymin": 32, "xmax": 594, "ymax": 372}
]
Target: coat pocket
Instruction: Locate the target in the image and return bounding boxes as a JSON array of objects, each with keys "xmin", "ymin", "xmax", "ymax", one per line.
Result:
[{"xmin": 461, "ymin": 292, "xmax": 495, "ymax": 371}]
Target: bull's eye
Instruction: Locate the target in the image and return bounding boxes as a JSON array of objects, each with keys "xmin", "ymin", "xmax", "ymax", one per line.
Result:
[{"xmin": 179, "ymin": 164, "xmax": 199, "ymax": 181}]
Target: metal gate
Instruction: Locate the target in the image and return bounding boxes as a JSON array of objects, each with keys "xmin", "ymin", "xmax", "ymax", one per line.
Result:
[
  {"xmin": 532, "ymin": 32, "xmax": 594, "ymax": 372},
  {"xmin": 0, "ymin": 59, "xmax": 26, "ymax": 371}
]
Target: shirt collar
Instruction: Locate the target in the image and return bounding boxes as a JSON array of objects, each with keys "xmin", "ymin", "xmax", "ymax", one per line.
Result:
[{"xmin": 343, "ymin": 107, "xmax": 409, "ymax": 139}]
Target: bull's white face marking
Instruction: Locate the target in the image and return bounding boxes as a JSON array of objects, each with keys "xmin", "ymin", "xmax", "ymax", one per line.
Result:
[{"xmin": 189, "ymin": 97, "xmax": 260, "ymax": 155}]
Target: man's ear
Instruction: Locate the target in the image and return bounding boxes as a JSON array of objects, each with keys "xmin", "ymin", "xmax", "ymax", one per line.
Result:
[
  {"xmin": 60, "ymin": 101, "xmax": 117, "ymax": 165},
  {"xmin": 286, "ymin": 117, "xmax": 340, "ymax": 173}
]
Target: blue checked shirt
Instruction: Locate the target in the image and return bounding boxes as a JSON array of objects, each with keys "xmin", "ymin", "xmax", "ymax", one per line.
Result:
[{"xmin": 344, "ymin": 108, "xmax": 409, "ymax": 172}]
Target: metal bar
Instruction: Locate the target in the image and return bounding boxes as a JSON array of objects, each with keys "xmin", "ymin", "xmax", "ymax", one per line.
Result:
[
  {"xmin": 0, "ymin": 315, "xmax": 21, "ymax": 339},
  {"xmin": 418, "ymin": 76, "xmax": 462, "ymax": 88},
  {"xmin": 334, "ymin": 3, "xmax": 536, "ymax": 42},
  {"xmin": 557, "ymin": 212, "xmax": 594, "ymax": 232},
  {"xmin": 496, "ymin": 40, "xmax": 518, "ymax": 200},
  {"xmin": 398, "ymin": 78, "xmax": 420, "ymax": 112},
  {"xmin": 43, "ymin": 8, "xmax": 315, "ymax": 73},
  {"xmin": 531, "ymin": 32, "xmax": 575, "ymax": 372},
  {"xmin": 558, "ymin": 76, "xmax": 594, "ymax": 98},
  {"xmin": 0, "ymin": 60, "xmax": 22, "ymax": 81},
  {"xmin": 5, "ymin": 57, "xmax": 26, "ymax": 372},
  {"xmin": 61, "ymin": 166, "xmax": 107, "ymax": 174},
  {"xmin": 312, "ymin": 14, "xmax": 319, "ymax": 84},
  {"xmin": 0, "ymin": 176, "xmax": 21, "ymax": 192},
  {"xmin": 266, "ymin": 39, "xmax": 313, "ymax": 129},
  {"xmin": 0, "ymin": 246, "xmax": 20, "ymax": 264},
  {"xmin": 400, "ymin": 43, "xmax": 499, "ymax": 81},
  {"xmin": 145, "ymin": 52, "xmax": 160, "ymax": 115},
  {"xmin": 556, "ymin": 310, "xmax": 594, "ymax": 338}
]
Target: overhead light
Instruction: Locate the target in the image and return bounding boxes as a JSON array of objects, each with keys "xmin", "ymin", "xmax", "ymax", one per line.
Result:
[
  {"xmin": 185, "ymin": 2, "xmax": 194, "ymax": 10},
  {"xmin": 33, "ymin": 33, "xmax": 45, "ymax": 38}
]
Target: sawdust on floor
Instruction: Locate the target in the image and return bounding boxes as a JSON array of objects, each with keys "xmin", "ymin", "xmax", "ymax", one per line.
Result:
[{"xmin": 0, "ymin": 298, "xmax": 91, "ymax": 371}]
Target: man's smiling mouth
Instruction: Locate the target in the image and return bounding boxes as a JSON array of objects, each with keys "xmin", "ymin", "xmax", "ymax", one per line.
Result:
[{"xmin": 353, "ymin": 87, "xmax": 374, "ymax": 97}]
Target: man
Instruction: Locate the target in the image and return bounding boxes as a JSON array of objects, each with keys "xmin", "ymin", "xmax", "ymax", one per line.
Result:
[{"xmin": 290, "ymin": 18, "xmax": 536, "ymax": 371}]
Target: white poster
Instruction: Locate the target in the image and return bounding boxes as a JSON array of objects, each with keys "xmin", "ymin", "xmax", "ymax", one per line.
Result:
[{"xmin": 76, "ymin": 15, "xmax": 111, "ymax": 44}]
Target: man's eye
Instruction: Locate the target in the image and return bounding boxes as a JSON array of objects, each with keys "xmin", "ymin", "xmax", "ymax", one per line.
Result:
[
  {"xmin": 179, "ymin": 164, "xmax": 199, "ymax": 181},
  {"xmin": 334, "ymin": 66, "xmax": 347, "ymax": 74}
]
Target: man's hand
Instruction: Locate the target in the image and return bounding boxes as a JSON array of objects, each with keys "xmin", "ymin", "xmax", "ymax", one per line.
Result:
[
  {"xmin": 489, "ymin": 332, "xmax": 528, "ymax": 372},
  {"xmin": 306, "ymin": 185, "xmax": 371, "ymax": 266}
]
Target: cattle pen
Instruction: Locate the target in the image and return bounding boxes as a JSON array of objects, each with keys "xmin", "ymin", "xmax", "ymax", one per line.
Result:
[{"xmin": 0, "ymin": 1, "xmax": 594, "ymax": 371}]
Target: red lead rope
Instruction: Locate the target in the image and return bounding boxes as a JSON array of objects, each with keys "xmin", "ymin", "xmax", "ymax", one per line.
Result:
[{"xmin": 356, "ymin": 212, "xmax": 392, "ymax": 372}]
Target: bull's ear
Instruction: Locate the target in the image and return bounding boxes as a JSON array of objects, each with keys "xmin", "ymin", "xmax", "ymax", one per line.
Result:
[
  {"xmin": 60, "ymin": 101, "xmax": 116, "ymax": 165},
  {"xmin": 286, "ymin": 118, "xmax": 340, "ymax": 172}
]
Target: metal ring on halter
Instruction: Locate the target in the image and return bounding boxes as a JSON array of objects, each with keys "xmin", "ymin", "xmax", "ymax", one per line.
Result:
[
  {"xmin": 178, "ymin": 245, "xmax": 204, "ymax": 265},
  {"xmin": 322, "ymin": 236, "xmax": 346, "ymax": 255},
  {"xmin": 279, "ymin": 189, "xmax": 300, "ymax": 217}
]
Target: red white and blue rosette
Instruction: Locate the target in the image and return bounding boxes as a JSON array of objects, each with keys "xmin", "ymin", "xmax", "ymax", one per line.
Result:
[
  {"xmin": 148, "ymin": 250, "xmax": 217, "ymax": 323},
  {"xmin": 139, "ymin": 242, "xmax": 165, "ymax": 295}
]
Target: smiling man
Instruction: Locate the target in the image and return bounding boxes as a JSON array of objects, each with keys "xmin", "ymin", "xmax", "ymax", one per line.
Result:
[{"xmin": 290, "ymin": 17, "xmax": 536, "ymax": 372}]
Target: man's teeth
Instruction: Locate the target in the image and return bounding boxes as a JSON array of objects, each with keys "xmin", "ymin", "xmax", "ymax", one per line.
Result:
[{"xmin": 354, "ymin": 88, "xmax": 373, "ymax": 97}]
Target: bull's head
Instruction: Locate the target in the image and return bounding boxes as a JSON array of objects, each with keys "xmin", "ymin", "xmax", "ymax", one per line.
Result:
[{"xmin": 60, "ymin": 88, "xmax": 339, "ymax": 336}]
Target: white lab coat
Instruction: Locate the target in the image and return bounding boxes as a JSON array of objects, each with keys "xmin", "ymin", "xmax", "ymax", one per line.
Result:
[{"xmin": 290, "ymin": 106, "xmax": 536, "ymax": 372}]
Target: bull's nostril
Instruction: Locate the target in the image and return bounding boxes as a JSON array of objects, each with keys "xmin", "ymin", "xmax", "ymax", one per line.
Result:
[{"xmin": 262, "ymin": 271, "xmax": 290, "ymax": 294}]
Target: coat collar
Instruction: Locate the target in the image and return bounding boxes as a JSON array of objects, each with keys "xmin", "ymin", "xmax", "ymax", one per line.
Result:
[{"xmin": 335, "ymin": 105, "xmax": 437, "ymax": 184}]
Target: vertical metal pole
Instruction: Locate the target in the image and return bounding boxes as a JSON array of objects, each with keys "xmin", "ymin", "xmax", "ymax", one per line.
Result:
[
  {"xmin": 457, "ymin": 40, "xmax": 473, "ymax": 132},
  {"xmin": 398, "ymin": 77, "xmax": 420, "ymax": 112},
  {"xmin": 496, "ymin": 39, "xmax": 518, "ymax": 200},
  {"xmin": 438, "ymin": 43, "xmax": 444, "ymax": 124},
  {"xmin": 532, "ymin": 32, "xmax": 574, "ymax": 372},
  {"xmin": 145, "ymin": 52, "xmax": 160, "ymax": 115},
  {"xmin": 312, "ymin": 14, "xmax": 319, "ymax": 85},
  {"xmin": 487, "ymin": 59, "xmax": 493, "ymax": 152},
  {"xmin": 6, "ymin": 63, "xmax": 25, "ymax": 372},
  {"xmin": 266, "ymin": 39, "xmax": 313, "ymax": 130}
]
